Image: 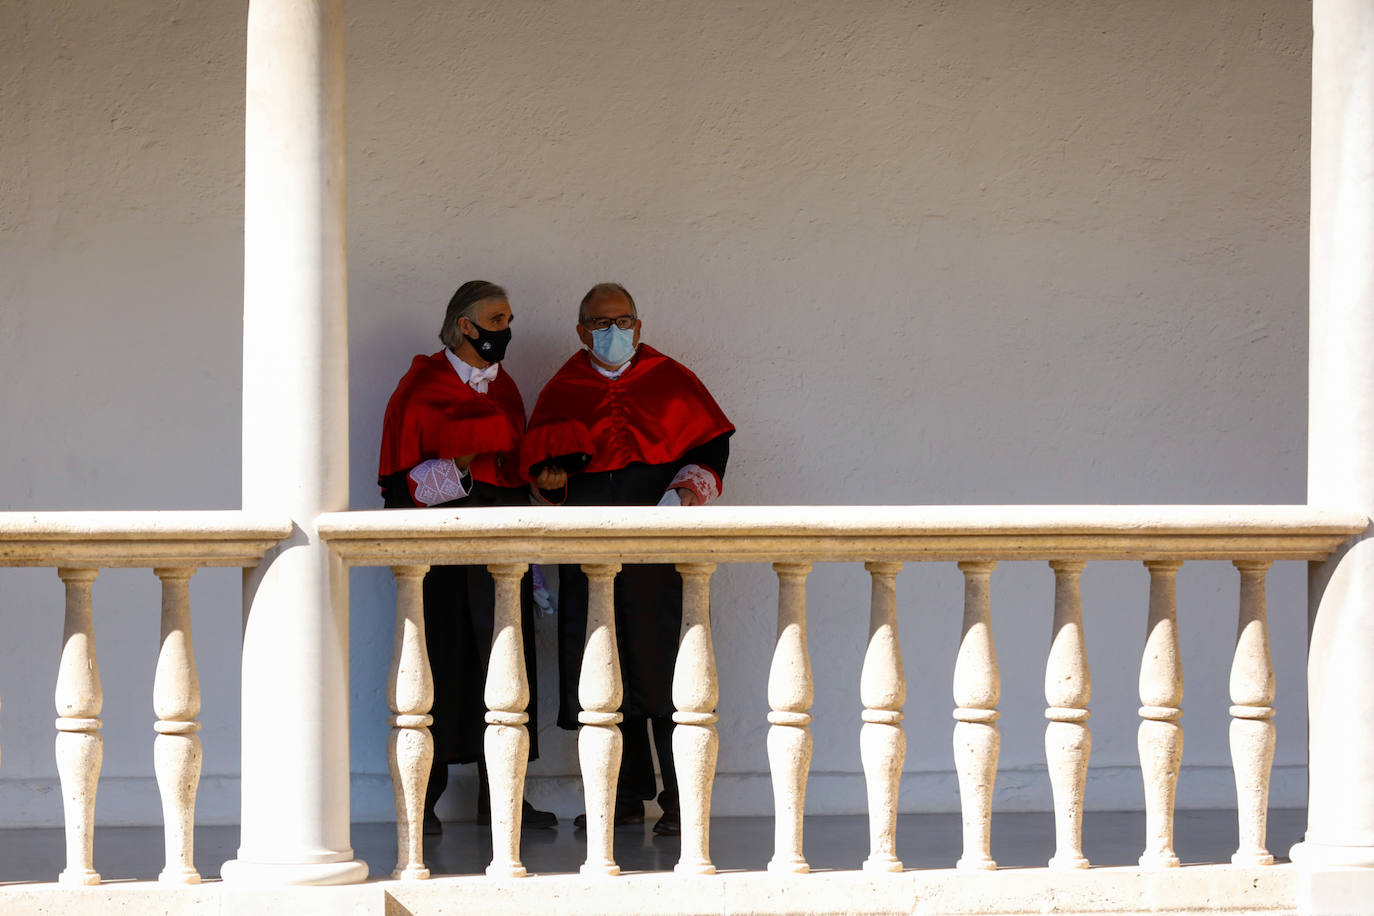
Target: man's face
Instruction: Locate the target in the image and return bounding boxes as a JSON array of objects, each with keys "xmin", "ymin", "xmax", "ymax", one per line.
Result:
[
  {"xmin": 460, "ymin": 298, "xmax": 512, "ymax": 337},
  {"xmin": 577, "ymin": 292, "xmax": 641, "ymax": 349}
]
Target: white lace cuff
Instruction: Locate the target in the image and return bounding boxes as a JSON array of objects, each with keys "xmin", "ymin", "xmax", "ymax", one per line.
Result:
[{"xmin": 409, "ymin": 458, "xmax": 470, "ymax": 506}]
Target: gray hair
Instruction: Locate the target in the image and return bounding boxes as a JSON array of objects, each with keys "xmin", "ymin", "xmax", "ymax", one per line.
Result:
[
  {"xmin": 439, "ymin": 280, "xmax": 507, "ymax": 349},
  {"xmin": 578, "ymin": 282, "xmax": 638, "ymax": 323}
]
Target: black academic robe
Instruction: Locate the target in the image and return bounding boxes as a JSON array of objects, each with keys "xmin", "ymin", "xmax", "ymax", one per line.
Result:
[
  {"xmin": 554, "ymin": 433, "xmax": 731, "ymax": 730},
  {"xmin": 381, "ymin": 476, "xmax": 540, "ymax": 765}
]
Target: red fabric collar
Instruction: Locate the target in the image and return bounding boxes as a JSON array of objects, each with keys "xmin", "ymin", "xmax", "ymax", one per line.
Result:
[
  {"xmin": 378, "ymin": 351, "xmax": 527, "ymax": 487},
  {"xmin": 526, "ymin": 345, "xmax": 733, "ymax": 474}
]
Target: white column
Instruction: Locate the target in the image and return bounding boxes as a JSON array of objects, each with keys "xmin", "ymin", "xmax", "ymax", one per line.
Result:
[
  {"xmin": 223, "ymin": 0, "xmax": 365, "ymax": 886},
  {"xmin": 1295, "ymin": 0, "xmax": 1374, "ymax": 875}
]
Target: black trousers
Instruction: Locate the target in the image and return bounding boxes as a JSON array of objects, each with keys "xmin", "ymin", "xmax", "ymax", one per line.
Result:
[
  {"xmin": 558, "ymin": 561, "xmax": 683, "ymax": 813},
  {"xmin": 619, "ymin": 715, "xmax": 679, "ymax": 812},
  {"xmin": 379, "ymin": 478, "xmax": 540, "ymax": 813},
  {"xmin": 553, "ymin": 463, "xmax": 694, "ymax": 815}
]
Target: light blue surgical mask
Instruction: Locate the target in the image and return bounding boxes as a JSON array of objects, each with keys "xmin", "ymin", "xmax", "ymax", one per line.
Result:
[{"xmin": 590, "ymin": 324, "xmax": 636, "ymax": 367}]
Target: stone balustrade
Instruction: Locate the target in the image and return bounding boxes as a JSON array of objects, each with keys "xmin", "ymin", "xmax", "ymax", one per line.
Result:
[
  {"xmin": 0, "ymin": 504, "xmax": 1364, "ymax": 907},
  {"xmin": 0, "ymin": 512, "xmax": 292, "ymax": 886},
  {"xmin": 316, "ymin": 504, "xmax": 1368, "ymax": 883}
]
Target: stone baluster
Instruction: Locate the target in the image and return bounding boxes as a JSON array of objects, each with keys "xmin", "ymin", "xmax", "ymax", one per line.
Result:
[
  {"xmin": 673, "ymin": 562, "xmax": 719, "ymax": 875},
  {"xmin": 1138, "ymin": 559, "xmax": 1184, "ymax": 869},
  {"xmin": 152, "ymin": 567, "xmax": 202, "ymax": 884},
  {"xmin": 579, "ymin": 563, "xmax": 624, "ymax": 877},
  {"xmin": 768, "ymin": 561, "xmax": 814, "ymax": 874},
  {"xmin": 861, "ymin": 562, "xmax": 905, "ymax": 873},
  {"xmin": 388, "ymin": 565, "xmax": 433, "ymax": 880},
  {"xmin": 953, "ymin": 560, "xmax": 999, "ymax": 871},
  {"xmin": 55, "ymin": 567, "xmax": 102, "ymax": 886},
  {"xmin": 485, "ymin": 563, "xmax": 531, "ymax": 879},
  {"xmin": 1230, "ymin": 560, "xmax": 1276, "ymax": 866},
  {"xmin": 1045, "ymin": 560, "xmax": 1091, "ymax": 870}
]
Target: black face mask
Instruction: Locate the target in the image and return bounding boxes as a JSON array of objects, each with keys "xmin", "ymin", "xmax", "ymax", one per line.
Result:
[{"xmin": 466, "ymin": 322, "xmax": 512, "ymax": 362}]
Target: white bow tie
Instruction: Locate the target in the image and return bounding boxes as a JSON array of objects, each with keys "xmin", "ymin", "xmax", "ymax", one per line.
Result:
[{"xmin": 468, "ymin": 363, "xmax": 499, "ymax": 393}]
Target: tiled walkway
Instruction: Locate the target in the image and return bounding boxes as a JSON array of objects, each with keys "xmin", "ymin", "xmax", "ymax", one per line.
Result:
[{"xmin": 0, "ymin": 809, "xmax": 1304, "ymax": 884}]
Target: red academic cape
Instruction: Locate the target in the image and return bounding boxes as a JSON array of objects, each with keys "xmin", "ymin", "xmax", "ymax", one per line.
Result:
[
  {"xmin": 378, "ymin": 351, "xmax": 527, "ymax": 490},
  {"xmin": 523, "ymin": 344, "xmax": 734, "ymax": 479}
]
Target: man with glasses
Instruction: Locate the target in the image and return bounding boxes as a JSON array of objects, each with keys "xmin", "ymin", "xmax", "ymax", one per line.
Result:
[{"xmin": 523, "ymin": 282, "xmax": 734, "ymax": 836}]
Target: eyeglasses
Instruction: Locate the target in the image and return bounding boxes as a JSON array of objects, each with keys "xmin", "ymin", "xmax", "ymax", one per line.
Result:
[{"xmin": 581, "ymin": 316, "xmax": 637, "ymax": 331}]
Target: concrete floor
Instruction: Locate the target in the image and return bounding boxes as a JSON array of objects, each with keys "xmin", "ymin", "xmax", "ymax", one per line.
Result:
[{"xmin": 0, "ymin": 809, "xmax": 1305, "ymax": 884}]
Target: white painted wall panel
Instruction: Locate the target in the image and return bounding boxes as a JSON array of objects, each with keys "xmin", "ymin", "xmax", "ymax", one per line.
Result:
[{"xmin": 0, "ymin": 0, "xmax": 1312, "ymax": 826}]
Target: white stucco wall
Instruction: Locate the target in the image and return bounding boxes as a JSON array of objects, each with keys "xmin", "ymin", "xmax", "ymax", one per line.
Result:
[{"xmin": 0, "ymin": 1, "xmax": 1312, "ymax": 829}]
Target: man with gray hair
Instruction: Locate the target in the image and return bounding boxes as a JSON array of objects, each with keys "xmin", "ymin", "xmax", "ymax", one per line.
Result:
[
  {"xmin": 523, "ymin": 282, "xmax": 735, "ymax": 835},
  {"xmin": 378, "ymin": 280, "xmax": 556, "ymax": 834}
]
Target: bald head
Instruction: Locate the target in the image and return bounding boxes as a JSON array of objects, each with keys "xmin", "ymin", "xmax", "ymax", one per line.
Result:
[{"xmin": 578, "ymin": 282, "xmax": 638, "ymax": 324}]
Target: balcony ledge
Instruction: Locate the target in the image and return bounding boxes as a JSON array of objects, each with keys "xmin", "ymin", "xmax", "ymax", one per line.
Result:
[
  {"xmin": 317, "ymin": 504, "xmax": 1369, "ymax": 566},
  {"xmin": 0, "ymin": 511, "xmax": 294, "ymax": 567}
]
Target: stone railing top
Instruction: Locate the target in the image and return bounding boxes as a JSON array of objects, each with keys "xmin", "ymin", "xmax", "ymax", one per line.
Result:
[
  {"xmin": 317, "ymin": 505, "xmax": 1369, "ymax": 566},
  {"xmin": 0, "ymin": 511, "xmax": 294, "ymax": 568}
]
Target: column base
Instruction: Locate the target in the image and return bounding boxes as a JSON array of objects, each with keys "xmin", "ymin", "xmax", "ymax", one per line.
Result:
[
  {"xmin": 955, "ymin": 855, "xmax": 996, "ymax": 871},
  {"xmin": 1291, "ymin": 840, "xmax": 1374, "ymax": 869},
  {"xmin": 1048, "ymin": 853, "xmax": 1090, "ymax": 871},
  {"xmin": 579, "ymin": 862, "xmax": 620, "ymax": 877},
  {"xmin": 1138, "ymin": 852, "xmax": 1180, "ymax": 870},
  {"xmin": 863, "ymin": 855, "xmax": 903, "ymax": 873},
  {"xmin": 485, "ymin": 862, "xmax": 527, "ymax": 879},
  {"xmin": 1231, "ymin": 851, "xmax": 1274, "ymax": 867},
  {"xmin": 675, "ymin": 860, "xmax": 717, "ymax": 875},
  {"xmin": 220, "ymin": 857, "xmax": 369, "ymax": 886},
  {"xmin": 1296, "ymin": 863, "xmax": 1374, "ymax": 916},
  {"xmin": 158, "ymin": 865, "xmax": 202, "ymax": 885},
  {"xmin": 768, "ymin": 857, "xmax": 810, "ymax": 874}
]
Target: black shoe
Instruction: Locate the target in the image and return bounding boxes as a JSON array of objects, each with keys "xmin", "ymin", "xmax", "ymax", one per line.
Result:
[
  {"xmin": 573, "ymin": 798, "xmax": 646, "ymax": 828},
  {"xmin": 476, "ymin": 799, "xmax": 559, "ymax": 830},
  {"xmin": 652, "ymin": 807, "xmax": 680, "ymax": 837},
  {"xmin": 423, "ymin": 810, "xmax": 442, "ymax": 836},
  {"xmin": 522, "ymin": 800, "xmax": 558, "ymax": 829}
]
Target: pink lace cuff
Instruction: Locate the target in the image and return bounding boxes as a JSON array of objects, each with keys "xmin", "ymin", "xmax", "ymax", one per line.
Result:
[{"xmin": 668, "ymin": 464, "xmax": 721, "ymax": 505}]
